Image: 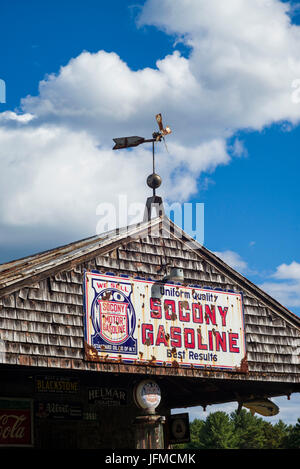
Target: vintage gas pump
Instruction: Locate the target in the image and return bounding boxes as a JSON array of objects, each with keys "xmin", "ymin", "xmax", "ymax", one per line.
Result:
[{"xmin": 133, "ymin": 379, "xmax": 165, "ymax": 449}]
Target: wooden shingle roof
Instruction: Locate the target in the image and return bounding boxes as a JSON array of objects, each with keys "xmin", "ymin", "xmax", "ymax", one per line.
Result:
[{"xmin": 0, "ymin": 215, "xmax": 299, "ymax": 408}]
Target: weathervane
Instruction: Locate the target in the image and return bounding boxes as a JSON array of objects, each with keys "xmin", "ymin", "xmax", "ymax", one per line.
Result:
[{"xmin": 112, "ymin": 114, "xmax": 172, "ymax": 221}]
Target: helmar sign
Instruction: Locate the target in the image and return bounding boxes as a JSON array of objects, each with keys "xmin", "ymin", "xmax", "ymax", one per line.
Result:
[{"xmin": 84, "ymin": 272, "xmax": 247, "ymax": 371}]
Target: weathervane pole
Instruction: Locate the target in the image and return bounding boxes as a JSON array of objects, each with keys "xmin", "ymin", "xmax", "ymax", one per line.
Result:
[
  {"xmin": 152, "ymin": 140, "xmax": 155, "ymax": 197},
  {"xmin": 112, "ymin": 113, "xmax": 171, "ymax": 221}
]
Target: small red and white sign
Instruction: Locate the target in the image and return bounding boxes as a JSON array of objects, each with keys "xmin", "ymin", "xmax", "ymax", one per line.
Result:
[
  {"xmin": 0, "ymin": 399, "xmax": 33, "ymax": 447},
  {"xmin": 99, "ymin": 300, "xmax": 129, "ymax": 343}
]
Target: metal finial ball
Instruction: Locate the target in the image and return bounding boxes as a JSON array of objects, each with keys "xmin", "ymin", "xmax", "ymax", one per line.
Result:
[{"xmin": 147, "ymin": 173, "xmax": 162, "ymax": 189}]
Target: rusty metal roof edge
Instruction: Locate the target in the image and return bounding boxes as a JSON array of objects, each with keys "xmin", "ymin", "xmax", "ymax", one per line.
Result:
[
  {"xmin": 0, "ymin": 216, "xmax": 164, "ymax": 294},
  {"xmin": 0, "ymin": 217, "xmax": 161, "ymax": 273}
]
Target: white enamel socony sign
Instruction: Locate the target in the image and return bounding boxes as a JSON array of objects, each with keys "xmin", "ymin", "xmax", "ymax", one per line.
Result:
[{"xmin": 84, "ymin": 272, "xmax": 247, "ymax": 371}]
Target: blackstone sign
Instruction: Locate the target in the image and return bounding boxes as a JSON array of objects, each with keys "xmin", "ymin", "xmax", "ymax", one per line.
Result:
[{"xmin": 84, "ymin": 272, "xmax": 247, "ymax": 371}]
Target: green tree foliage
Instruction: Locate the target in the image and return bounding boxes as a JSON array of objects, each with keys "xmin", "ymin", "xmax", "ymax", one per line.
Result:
[
  {"xmin": 284, "ymin": 418, "xmax": 300, "ymax": 448},
  {"xmin": 187, "ymin": 418, "xmax": 206, "ymax": 449},
  {"xmin": 200, "ymin": 411, "xmax": 237, "ymax": 449},
  {"xmin": 231, "ymin": 409, "xmax": 266, "ymax": 448},
  {"xmin": 177, "ymin": 409, "xmax": 299, "ymax": 449}
]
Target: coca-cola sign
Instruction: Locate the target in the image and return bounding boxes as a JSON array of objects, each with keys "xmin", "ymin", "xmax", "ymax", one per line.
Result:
[{"xmin": 0, "ymin": 399, "xmax": 33, "ymax": 446}]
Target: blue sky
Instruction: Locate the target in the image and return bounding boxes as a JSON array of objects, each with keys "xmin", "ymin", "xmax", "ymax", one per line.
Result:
[
  {"xmin": 0, "ymin": 0, "xmax": 299, "ymax": 423},
  {"xmin": 0, "ymin": 0, "xmax": 189, "ymax": 108}
]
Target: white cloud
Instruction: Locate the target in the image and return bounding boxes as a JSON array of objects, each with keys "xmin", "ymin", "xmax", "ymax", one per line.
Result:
[
  {"xmin": 0, "ymin": 118, "xmax": 231, "ymax": 238},
  {"xmin": 230, "ymin": 139, "xmax": 249, "ymax": 158},
  {"xmin": 138, "ymin": 0, "xmax": 300, "ymax": 132},
  {"xmin": 0, "ymin": 123, "xmax": 150, "ymax": 233},
  {"xmin": 0, "ymin": 111, "xmax": 34, "ymax": 123},
  {"xmin": 19, "ymin": 0, "xmax": 300, "ymax": 145},
  {"xmin": 210, "ymin": 252, "xmax": 300, "ymax": 310},
  {"xmin": 272, "ymin": 261, "xmax": 300, "ymax": 280},
  {"xmin": 21, "ymin": 50, "xmax": 199, "ymax": 143},
  {"xmin": 259, "ymin": 281, "xmax": 300, "ymax": 307},
  {"xmin": 2, "ymin": 1, "xmax": 300, "ymax": 251},
  {"xmin": 213, "ymin": 250, "xmax": 248, "ymax": 273},
  {"xmin": 259, "ymin": 261, "xmax": 300, "ymax": 307}
]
